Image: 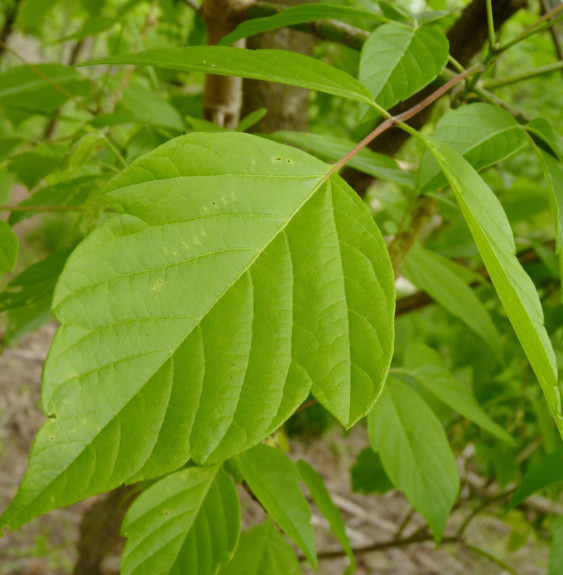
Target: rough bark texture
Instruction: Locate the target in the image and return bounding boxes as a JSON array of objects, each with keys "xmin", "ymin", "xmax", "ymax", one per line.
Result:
[
  {"xmin": 201, "ymin": 0, "xmax": 252, "ymax": 128},
  {"xmin": 72, "ymin": 485, "xmax": 138, "ymax": 575},
  {"xmin": 343, "ymin": 0, "xmax": 529, "ymax": 196},
  {"xmin": 241, "ymin": 0, "xmax": 315, "ymax": 133}
]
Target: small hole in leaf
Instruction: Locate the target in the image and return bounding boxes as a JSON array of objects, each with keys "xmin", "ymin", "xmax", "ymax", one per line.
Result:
[{"xmin": 211, "ymin": 202, "xmax": 216, "ymax": 206}]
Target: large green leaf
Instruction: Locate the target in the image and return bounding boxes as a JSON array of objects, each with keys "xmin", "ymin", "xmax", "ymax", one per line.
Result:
[
  {"xmin": 350, "ymin": 448, "xmax": 393, "ymax": 495},
  {"xmin": 82, "ymin": 47, "xmax": 376, "ymax": 107},
  {"xmin": 297, "ymin": 460, "xmax": 355, "ymax": 574},
  {"xmin": 368, "ymin": 377, "xmax": 459, "ymax": 542},
  {"xmin": 526, "ymin": 117, "xmax": 563, "ymax": 162},
  {"xmin": 0, "ymin": 132, "xmax": 394, "ymax": 530},
  {"xmin": 507, "ymin": 448, "xmax": 563, "ymax": 510},
  {"xmin": 403, "ymin": 344, "xmax": 514, "ymax": 444},
  {"xmin": 238, "ymin": 444, "xmax": 316, "ymax": 569},
  {"xmin": 121, "ymin": 466, "xmax": 240, "ymax": 575},
  {"xmin": 219, "ymin": 4, "xmax": 384, "ymax": 46},
  {"xmin": 16, "ymin": 0, "xmax": 64, "ymax": 30},
  {"xmin": 218, "ymin": 520, "xmax": 301, "ymax": 575},
  {"xmin": 0, "ymin": 221, "xmax": 18, "ymax": 274},
  {"xmin": 419, "ymin": 135, "xmax": 563, "ymax": 436},
  {"xmin": 0, "ymin": 64, "xmax": 91, "ymax": 114},
  {"xmin": 359, "ymin": 23, "xmax": 448, "ymax": 112},
  {"xmin": 417, "ymin": 103, "xmax": 526, "ymax": 192},
  {"xmin": 272, "ymin": 131, "xmax": 414, "ymax": 187},
  {"xmin": 402, "ymin": 245, "xmax": 501, "ymax": 356}
]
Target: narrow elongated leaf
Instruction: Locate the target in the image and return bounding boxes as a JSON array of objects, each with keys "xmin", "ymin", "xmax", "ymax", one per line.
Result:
[
  {"xmin": 417, "ymin": 103, "xmax": 526, "ymax": 192},
  {"xmin": 402, "ymin": 245, "xmax": 501, "ymax": 356},
  {"xmin": 526, "ymin": 117, "xmax": 563, "ymax": 162},
  {"xmin": 0, "ymin": 64, "xmax": 90, "ymax": 114},
  {"xmin": 0, "ymin": 133, "xmax": 394, "ymax": 530},
  {"xmin": 238, "ymin": 445, "xmax": 316, "ymax": 569},
  {"xmin": 507, "ymin": 448, "xmax": 563, "ymax": 510},
  {"xmin": 368, "ymin": 377, "xmax": 459, "ymax": 542},
  {"xmin": 527, "ymin": 133, "xmax": 563, "ymax": 290},
  {"xmin": 218, "ymin": 520, "xmax": 301, "ymax": 575},
  {"xmin": 549, "ymin": 516, "xmax": 563, "ymax": 575},
  {"xmin": 419, "ymin": 135, "xmax": 563, "ymax": 436},
  {"xmin": 297, "ymin": 460, "xmax": 355, "ymax": 574},
  {"xmin": 121, "ymin": 466, "xmax": 240, "ymax": 575},
  {"xmin": 272, "ymin": 131, "xmax": 414, "ymax": 187},
  {"xmin": 403, "ymin": 344, "xmax": 514, "ymax": 444},
  {"xmin": 0, "ymin": 221, "xmax": 18, "ymax": 274},
  {"xmin": 219, "ymin": 4, "xmax": 384, "ymax": 46},
  {"xmin": 82, "ymin": 47, "xmax": 375, "ymax": 107},
  {"xmin": 359, "ymin": 23, "xmax": 448, "ymax": 111}
]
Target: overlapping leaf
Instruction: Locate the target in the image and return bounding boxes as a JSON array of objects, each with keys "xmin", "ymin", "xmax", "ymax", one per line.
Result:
[
  {"xmin": 218, "ymin": 520, "xmax": 301, "ymax": 575},
  {"xmin": 417, "ymin": 103, "xmax": 526, "ymax": 192},
  {"xmin": 83, "ymin": 47, "xmax": 376, "ymax": 107},
  {"xmin": 368, "ymin": 377, "xmax": 459, "ymax": 541},
  {"xmin": 272, "ymin": 131, "xmax": 414, "ymax": 187},
  {"xmin": 238, "ymin": 445, "xmax": 316, "ymax": 568},
  {"xmin": 0, "ymin": 221, "xmax": 18, "ymax": 275},
  {"xmin": 297, "ymin": 460, "xmax": 355, "ymax": 573},
  {"xmin": 0, "ymin": 64, "xmax": 91, "ymax": 114},
  {"xmin": 419, "ymin": 135, "xmax": 563, "ymax": 437},
  {"xmin": 402, "ymin": 245, "xmax": 501, "ymax": 356},
  {"xmin": 359, "ymin": 22, "xmax": 448, "ymax": 112},
  {"xmin": 403, "ymin": 344, "xmax": 514, "ymax": 444},
  {"xmin": 121, "ymin": 466, "xmax": 240, "ymax": 575},
  {"xmin": 219, "ymin": 4, "xmax": 383, "ymax": 46},
  {"xmin": 0, "ymin": 132, "xmax": 394, "ymax": 530}
]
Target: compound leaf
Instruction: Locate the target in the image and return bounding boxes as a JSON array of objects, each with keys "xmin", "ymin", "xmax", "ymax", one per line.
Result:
[
  {"xmin": 0, "ymin": 132, "xmax": 394, "ymax": 530},
  {"xmin": 121, "ymin": 466, "xmax": 240, "ymax": 575}
]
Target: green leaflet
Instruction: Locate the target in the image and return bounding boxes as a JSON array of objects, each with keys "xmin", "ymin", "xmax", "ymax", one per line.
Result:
[
  {"xmin": 403, "ymin": 344, "xmax": 514, "ymax": 444},
  {"xmin": 359, "ymin": 23, "xmax": 448, "ymax": 111},
  {"xmin": 549, "ymin": 516, "xmax": 563, "ymax": 575},
  {"xmin": 0, "ymin": 221, "xmax": 18, "ymax": 274},
  {"xmin": 418, "ymin": 134, "xmax": 563, "ymax": 437},
  {"xmin": 526, "ymin": 117, "xmax": 563, "ymax": 162},
  {"xmin": 82, "ymin": 47, "xmax": 376, "ymax": 108},
  {"xmin": 16, "ymin": 0, "xmax": 64, "ymax": 30},
  {"xmin": 417, "ymin": 103, "xmax": 526, "ymax": 192},
  {"xmin": 297, "ymin": 460, "xmax": 356, "ymax": 574},
  {"xmin": 402, "ymin": 245, "xmax": 502, "ymax": 357},
  {"xmin": 368, "ymin": 377, "xmax": 459, "ymax": 542},
  {"xmin": 507, "ymin": 448, "xmax": 563, "ymax": 511},
  {"xmin": 121, "ymin": 466, "xmax": 240, "ymax": 575},
  {"xmin": 0, "ymin": 64, "xmax": 91, "ymax": 114},
  {"xmin": 350, "ymin": 448, "xmax": 393, "ymax": 495},
  {"xmin": 238, "ymin": 445, "xmax": 317, "ymax": 569},
  {"xmin": 272, "ymin": 131, "xmax": 414, "ymax": 188},
  {"xmin": 219, "ymin": 4, "xmax": 383, "ymax": 46},
  {"xmin": 0, "ymin": 133, "xmax": 394, "ymax": 530},
  {"xmin": 218, "ymin": 520, "xmax": 301, "ymax": 575}
]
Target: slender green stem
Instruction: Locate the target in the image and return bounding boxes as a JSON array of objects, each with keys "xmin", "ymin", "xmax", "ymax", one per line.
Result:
[
  {"xmin": 101, "ymin": 134, "xmax": 128, "ymax": 168},
  {"xmin": 485, "ymin": 0, "xmax": 497, "ymax": 52},
  {"xmin": 0, "ymin": 205, "xmax": 82, "ymax": 212},
  {"xmin": 497, "ymin": 3, "xmax": 563, "ymax": 54},
  {"xmin": 327, "ymin": 65, "xmax": 483, "ymax": 179},
  {"xmin": 464, "ymin": 543, "xmax": 520, "ymax": 575},
  {"xmin": 483, "ymin": 60, "xmax": 563, "ymax": 89}
]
